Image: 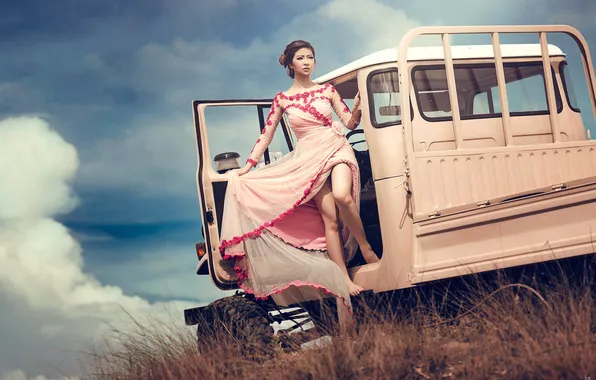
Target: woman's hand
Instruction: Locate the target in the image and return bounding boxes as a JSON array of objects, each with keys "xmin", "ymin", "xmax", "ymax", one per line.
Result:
[
  {"xmin": 231, "ymin": 163, "xmax": 252, "ymax": 176},
  {"xmin": 348, "ymin": 91, "xmax": 362, "ymax": 130},
  {"xmin": 353, "ymin": 91, "xmax": 361, "ymax": 109}
]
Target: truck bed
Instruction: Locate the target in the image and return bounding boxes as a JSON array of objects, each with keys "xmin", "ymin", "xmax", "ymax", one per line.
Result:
[{"xmin": 411, "ymin": 176, "xmax": 596, "ymax": 283}]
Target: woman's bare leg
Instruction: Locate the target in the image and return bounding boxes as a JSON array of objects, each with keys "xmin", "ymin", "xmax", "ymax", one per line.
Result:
[
  {"xmin": 331, "ymin": 163, "xmax": 380, "ymax": 263},
  {"xmin": 314, "ymin": 179, "xmax": 364, "ymax": 296}
]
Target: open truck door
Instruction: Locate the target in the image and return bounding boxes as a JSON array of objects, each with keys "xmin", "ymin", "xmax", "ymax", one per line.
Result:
[{"xmin": 192, "ymin": 99, "xmax": 295, "ymax": 290}]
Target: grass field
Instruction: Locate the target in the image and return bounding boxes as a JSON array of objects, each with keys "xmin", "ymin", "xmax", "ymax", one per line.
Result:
[{"xmin": 83, "ymin": 257, "xmax": 596, "ymax": 380}]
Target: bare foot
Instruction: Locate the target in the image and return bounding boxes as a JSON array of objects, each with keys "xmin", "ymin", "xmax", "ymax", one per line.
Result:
[
  {"xmin": 346, "ymin": 279, "xmax": 364, "ymax": 296},
  {"xmin": 361, "ymin": 245, "xmax": 380, "ymax": 264}
]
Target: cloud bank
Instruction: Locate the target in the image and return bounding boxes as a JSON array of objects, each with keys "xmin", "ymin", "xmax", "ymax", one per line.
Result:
[
  {"xmin": 0, "ymin": 117, "xmax": 194, "ymax": 378},
  {"xmin": 75, "ymin": 0, "xmax": 425, "ymax": 199}
]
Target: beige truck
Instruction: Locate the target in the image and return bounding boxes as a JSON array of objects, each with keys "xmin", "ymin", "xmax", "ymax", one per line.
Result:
[{"xmin": 185, "ymin": 25, "xmax": 596, "ymax": 342}]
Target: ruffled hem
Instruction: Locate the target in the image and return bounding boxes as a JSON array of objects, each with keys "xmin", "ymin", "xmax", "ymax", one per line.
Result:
[
  {"xmin": 223, "ymin": 251, "xmax": 352, "ymax": 312},
  {"xmin": 218, "ymin": 152, "xmax": 358, "ymax": 314},
  {"xmin": 219, "ymin": 177, "xmax": 317, "ymax": 256},
  {"xmin": 271, "ymin": 232, "xmax": 326, "ymax": 253},
  {"xmin": 219, "ymin": 158, "xmax": 358, "ymax": 257}
]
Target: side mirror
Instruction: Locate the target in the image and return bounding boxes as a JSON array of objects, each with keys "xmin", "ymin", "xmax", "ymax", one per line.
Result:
[{"xmin": 213, "ymin": 152, "xmax": 241, "ymax": 174}]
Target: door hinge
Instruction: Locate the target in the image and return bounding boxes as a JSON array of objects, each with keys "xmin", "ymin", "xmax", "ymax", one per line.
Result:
[
  {"xmin": 428, "ymin": 211, "xmax": 441, "ymax": 218},
  {"xmin": 476, "ymin": 200, "xmax": 491, "ymax": 207},
  {"xmin": 551, "ymin": 183, "xmax": 567, "ymax": 191},
  {"xmin": 205, "ymin": 209, "xmax": 215, "ymax": 224}
]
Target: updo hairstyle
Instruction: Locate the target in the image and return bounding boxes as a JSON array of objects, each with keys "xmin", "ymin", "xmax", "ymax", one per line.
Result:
[{"xmin": 278, "ymin": 40, "xmax": 315, "ymax": 78}]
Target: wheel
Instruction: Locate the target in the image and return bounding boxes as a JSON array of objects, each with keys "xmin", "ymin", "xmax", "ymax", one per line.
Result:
[
  {"xmin": 303, "ymin": 299, "xmax": 341, "ymax": 337},
  {"xmin": 196, "ymin": 295, "xmax": 274, "ymax": 359}
]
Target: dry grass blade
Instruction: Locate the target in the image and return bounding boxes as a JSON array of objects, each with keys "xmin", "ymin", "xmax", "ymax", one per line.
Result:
[
  {"xmin": 423, "ymin": 283, "xmax": 550, "ymax": 328},
  {"xmin": 81, "ymin": 259, "xmax": 596, "ymax": 379}
]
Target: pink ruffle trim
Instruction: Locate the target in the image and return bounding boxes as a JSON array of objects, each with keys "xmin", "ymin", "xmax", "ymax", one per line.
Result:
[
  {"xmin": 218, "ymin": 149, "xmax": 358, "ymax": 313},
  {"xmin": 219, "ymin": 156, "xmax": 357, "ymax": 258},
  {"xmin": 218, "ymin": 178, "xmax": 317, "ymax": 256},
  {"xmin": 223, "ymin": 251, "xmax": 352, "ymax": 312}
]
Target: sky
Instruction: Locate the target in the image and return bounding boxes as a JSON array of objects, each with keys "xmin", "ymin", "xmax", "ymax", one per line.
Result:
[{"xmin": 1, "ymin": 0, "xmax": 595, "ymax": 378}]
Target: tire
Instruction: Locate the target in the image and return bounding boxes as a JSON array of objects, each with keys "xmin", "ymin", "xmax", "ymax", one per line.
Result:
[
  {"xmin": 196, "ymin": 295, "xmax": 275, "ymax": 359},
  {"xmin": 304, "ymin": 299, "xmax": 341, "ymax": 336}
]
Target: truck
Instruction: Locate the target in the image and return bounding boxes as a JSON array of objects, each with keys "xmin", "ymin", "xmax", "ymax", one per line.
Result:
[{"xmin": 184, "ymin": 25, "xmax": 596, "ymax": 348}]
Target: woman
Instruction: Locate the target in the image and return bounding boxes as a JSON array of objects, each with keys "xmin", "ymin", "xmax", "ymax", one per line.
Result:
[{"xmin": 218, "ymin": 40, "xmax": 379, "ymax": 313}]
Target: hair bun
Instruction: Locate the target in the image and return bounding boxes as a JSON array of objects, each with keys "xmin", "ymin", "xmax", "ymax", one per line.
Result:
[
  {"xmin": 278, "ymin": 53, "xmax": 287, "ymax": 67},
  {"xmin": 278, "ymin": 40, "xmax": 314, "ymax": 78}
]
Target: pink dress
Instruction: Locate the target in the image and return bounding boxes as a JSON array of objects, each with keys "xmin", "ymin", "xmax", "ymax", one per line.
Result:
[{"xmin": 219, "ymin": 83, "xmax": 360, "ymax": 310}]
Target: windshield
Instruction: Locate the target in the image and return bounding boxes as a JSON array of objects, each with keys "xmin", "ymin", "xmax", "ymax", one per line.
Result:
[{"xmin": 203, "ymin": 104, "xmax": 293, "ymax": 172}]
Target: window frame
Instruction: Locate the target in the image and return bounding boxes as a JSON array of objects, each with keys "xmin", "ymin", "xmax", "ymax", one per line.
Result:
[
  {"xmin": 366, "ymin": 67, "xmax": 411, "ymax": 129},
  {"xmin": 559, "ymin": 61, "xmax": 581, "ymax": 113},
  {"xmin": 411, "ymin": 61, "xmax": 564, "ymax": 123},
  {"xmin": 256, "ymin": 104, "xmax": 294, "ymax": 165}
]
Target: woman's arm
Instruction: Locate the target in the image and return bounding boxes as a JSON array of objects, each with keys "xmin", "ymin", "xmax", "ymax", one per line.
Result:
[
  {"xmin": 330, "ymin": 85, "xmax": 362, "ymax": 131},
  {"xmin": 236, "ymin": 94, "xmax": 283, "ymax": 175}
]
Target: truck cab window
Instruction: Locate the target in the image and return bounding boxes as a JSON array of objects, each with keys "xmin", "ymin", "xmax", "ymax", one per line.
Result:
[{"xmin": 367, "ymin": 69, "xmax": 402, "ymax": 128}]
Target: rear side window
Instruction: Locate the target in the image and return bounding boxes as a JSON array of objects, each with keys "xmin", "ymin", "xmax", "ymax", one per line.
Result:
[
  {"xmin": 367, "ymin": 69, "xmax": 402, "ymax": 128},
  {"xmin": 412, "ymin": 62, "xmax": 562, "ymax": 121},
  {"xmin": 560, "ymin": 62, "xmax": 581, "ymax": 112}
]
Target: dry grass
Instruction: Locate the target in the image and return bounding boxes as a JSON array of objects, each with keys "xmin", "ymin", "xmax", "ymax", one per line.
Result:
[{"xmin": 82, "ymin": 260, "xmax": 596, "ymax": 380}]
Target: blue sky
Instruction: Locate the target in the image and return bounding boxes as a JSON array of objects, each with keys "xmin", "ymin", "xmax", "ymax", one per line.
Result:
[{"xmin": 1, "ymin": 0, "xmax": 595, "ymax": 378}]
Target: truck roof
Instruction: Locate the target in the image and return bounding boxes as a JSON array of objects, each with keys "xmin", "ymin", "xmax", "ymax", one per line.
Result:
[{"xmin": 314, "ymin": 44, "xmax": 565, "ymax": 84}]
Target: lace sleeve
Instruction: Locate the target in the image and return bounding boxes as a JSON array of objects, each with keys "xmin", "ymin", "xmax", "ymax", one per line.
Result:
[
  {"xmin": 247, "ymin": 94, "xmax": 283, "ymax": 167},
  {"xmin": 329, "ymin": 85, "xmax": 361, "ymax": 130}
]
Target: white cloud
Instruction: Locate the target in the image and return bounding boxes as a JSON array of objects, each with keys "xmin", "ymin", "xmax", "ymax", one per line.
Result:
[
  {"xmin": 75, "ymin": 114, "xmax": 197, "ymax": 196},
  {"xmin": 0, "ymin": 84, "xmax": 47, "ymax": 116},
  {"xmin": 133, "ymin": 37, "xmax": 271, "ymax": 105},
  {"xmin": 0, "ymin": 117, "xmax": 78, "ymax": 219},
  {"xmin": 549, "ymin": 2, "xmax": 596, "ymax": 33},
  {"xmin": 86, "ymin": 242, "xmax": 231, "ymax": 302},
  {"xmin": 3, "ymin": 1, "xmax": 595, "ymax": 378},
  {"xmin": 311, "ymin": 0, "xmax": 426, "ymax": 56},
  {"xmin": 76, "ymin": 0, "xmax": 424, "ymax": 196},
  {"xmin": 1, "ymin": 370, "xmax": 51, "ymax": 380},
  {"xmin": 75, "ymin": 96, "xmax": 293, "ymax": 197},
  {"xmin": 0, "ymin": 3, "xmax": 425, "ymax": 374},
  {"xmin": 0, "ymin": 117, "xmax": 196, "ymax": 378}
]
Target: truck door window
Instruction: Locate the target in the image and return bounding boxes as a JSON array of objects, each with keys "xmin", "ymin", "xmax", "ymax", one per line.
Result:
[
  {"xmin": 560, "ymin": 62, "xmax": 581, "ymax": 112},
  {"xmin": 366, "ymin": 69, "xmax": 402, "ymax": 128},
  {"xmin": 203, "ymin": 105, "xmax": 292, "ymax": 172}
]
